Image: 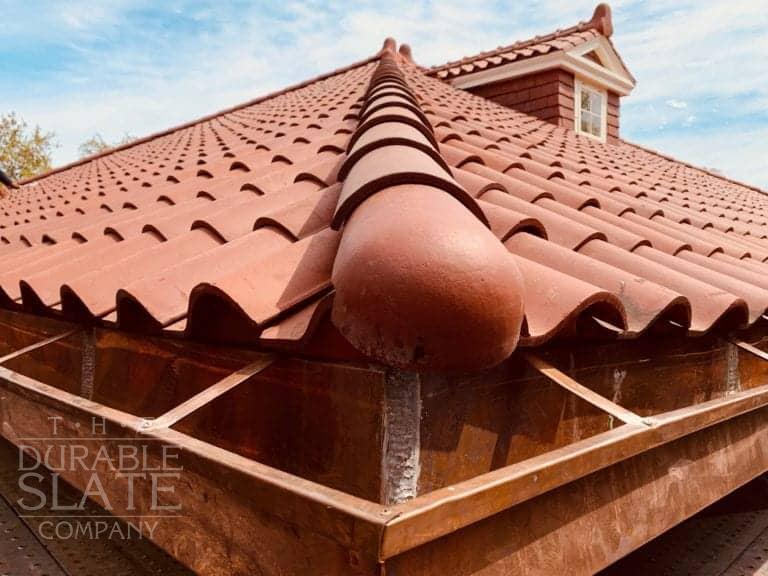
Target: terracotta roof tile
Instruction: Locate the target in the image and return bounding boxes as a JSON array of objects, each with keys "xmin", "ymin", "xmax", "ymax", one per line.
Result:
[
  {"xmin": 0, "ymin": 34, "xmax": 765, "ymax": 373},
  {"xmin": 427, "ymin": 5, "xmax": 634, "ymax": 90},
  {"xmin": 506, "ymin": 234, "xmax": 690, "ymax": 335},
  {"xmin": 510, "ymin": 250, "xmax": 625, "ymax": 345}
]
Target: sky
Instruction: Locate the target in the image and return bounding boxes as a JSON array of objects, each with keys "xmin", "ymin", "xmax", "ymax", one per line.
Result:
[{"xmin": 1, "ymin": 0, "xmax": 766, "ymax": 187}]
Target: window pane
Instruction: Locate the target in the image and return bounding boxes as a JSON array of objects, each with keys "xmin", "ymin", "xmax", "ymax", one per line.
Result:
[
  {"xmin": 584, "ymin": 112, "xmax": 601, "ymax": 136},
  {"xmin": 584, "ymin": 111, "xmax": 600, "ymax": 124},
  {"xmin": 581, "ymin": 89, "xmax": 590, "ymax": 110},
  {"xmin": 578, "ymin": 84, "xmax": 604, "ymax": 137},
  {"xmin": 589, "ymin": 91, "xmax": 602, "ymax": 112}
]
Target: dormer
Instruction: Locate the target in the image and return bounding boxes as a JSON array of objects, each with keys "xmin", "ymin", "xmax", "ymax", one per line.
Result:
[{"xmin": 429, "ymin": 4, "xmax": 635, "ymax": 144}]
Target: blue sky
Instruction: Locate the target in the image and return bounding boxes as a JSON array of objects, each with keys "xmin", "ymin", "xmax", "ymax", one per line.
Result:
[{"xmin": 1, "ymin": 0, "xmax": 766, "ymax": 187}]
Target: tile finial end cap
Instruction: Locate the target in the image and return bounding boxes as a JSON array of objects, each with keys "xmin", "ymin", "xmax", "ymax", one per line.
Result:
[
  {"xmin": 398, "ymin": 44, "xmax": 414, "ymax": 63},
  {"xmin": 590, "ymin": 3, "xmax": 613, "ymax": 37},
  {"xmin": 379, "ymin": 37, "xmax": 397, "ymax": 56},
  {"xmin": 331, "ymin": 185, "xmax": 525, "ymax": 374}
]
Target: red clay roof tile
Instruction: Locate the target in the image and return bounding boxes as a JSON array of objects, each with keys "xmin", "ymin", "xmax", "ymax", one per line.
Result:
[
  {"xmin": 506, "ymin": 234, "xmax": 690, "ymax": 335},
  {"xmin": 427, "ymin": 5, "xmax": 612, "ymax": 81},
  {"xmin": 0, "ymin": 31, "xmax": 764, "ymax": 373}
]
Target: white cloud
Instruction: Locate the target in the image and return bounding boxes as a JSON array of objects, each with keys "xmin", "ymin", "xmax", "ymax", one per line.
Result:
[
  {"xmin": 636, "ymin": 125, "xmax": 768, "ymax": 189},
  {"xmin": 2, "ymin": 0, "xmax": 766, "ymax": 189},
  {"xmin": 666, "ymin": 99, "xmax": 687, "ymax": 109}
]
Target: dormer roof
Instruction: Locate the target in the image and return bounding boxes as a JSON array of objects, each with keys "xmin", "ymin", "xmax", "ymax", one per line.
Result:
[{"xmin": 428, "ymin": 4, "xmax": 635, "ymax": 96}]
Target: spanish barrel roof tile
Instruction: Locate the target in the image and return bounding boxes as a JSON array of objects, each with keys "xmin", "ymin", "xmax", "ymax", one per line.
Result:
[
  {"xmin": 186, "ymin": 227, "xmax": 340, "ymax": 343},
  {"xmin": 505, "ymin": 234, "xmax": 691, "ymax": 336},
  {"xmin": 61, "ymin": 229, "xmax": 224, "ymax": 321},
  {"xmin": 1, "ymin": 27, "xmax": 765, "ymax": 373},
  {"xmin": 579, "ymin": 241, "xmax": 751, "ymax": 333},
  {"xmin": 459, "ymin": 163, "xmax": 554, "ymax": 203},
  {"xmin": 634, "ymin": 245, "xmax": 768, "ymax": 324},
  {"xmin": 20, "ymin": 234, "xmax": 167, "ymax": 311},
  {"xmin": 482, "ymin": 189, "xmax": 605, "ymax": 250},
  {"xmin": 115, "ymin": 227, "xmax": 295, "ymax": 332},
  {"xmin": 427, "ymin": 5, "xmax": 615, "ymax": 81},
  {"xmin": 477, "ymin": 199, "xmax": 547, "ymax": 241},
  {"xmin": 510, "ymin": 252, "xmax": 626, "ymax": 345}
]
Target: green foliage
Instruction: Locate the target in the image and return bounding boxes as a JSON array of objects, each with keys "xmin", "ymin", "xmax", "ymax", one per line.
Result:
[
  {"xmin": 0, "ymin": 112, "xmax": 57, "ymax": 185},
  {"xmin": 79, "ymin": 132, "xmax": 136, "ymax": 158}
]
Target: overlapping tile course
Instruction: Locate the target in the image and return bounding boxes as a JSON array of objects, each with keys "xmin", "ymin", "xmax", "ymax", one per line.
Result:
[
  {"xmin": 1, "ymin": 60, "xmax": 374, "ymax": 352},
  {"xmin": 1, "ymin": 35, "xmax": 766, "ymax": 372}
]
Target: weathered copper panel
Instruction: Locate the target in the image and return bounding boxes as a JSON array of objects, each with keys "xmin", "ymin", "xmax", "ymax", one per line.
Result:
[
  {"xmin": 386, "ymin": 405, "xmax": 768, "ymax": 575},
  {"xmin": 174, "ymin": 360, "xmax": 388, "ymax": 501},
  {"xmin": 539, "ymin": 336, "xmax": 733, "ymax": 417},
  {"xmin": 739, "ymin": 334, "xmax": 768, "ymax": 390},
  {"xmin": 0, "ymin": 310, "xmax": 82, "ymax": 394},
  {"xmin": 418, "ymin": 360, "xmax": 614, "ymax": 493},
  {"xmin": 1, "ymin": 310, "xmax": 767, "ymax": 575},
  {"xmin": 0, "ymin": 309, "xmax": 74, "ymax": 356},
  {"xmin": 91, "ymin": 329, "xmax": 260, "ymax": 417},
  {"xmin": 0, "ymin": 372, "xmax": 389, "ymax": 576}
]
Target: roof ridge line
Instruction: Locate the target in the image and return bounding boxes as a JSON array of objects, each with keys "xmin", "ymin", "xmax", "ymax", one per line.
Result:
[
  {"xmin": 328, "ymin": 39, "xmax": 526, "ymax": 372},
  {"xmin": 621, "ymin": 139, "xmax": 767, "ymax": 196},
  {"xmin": 428, "ymin": 22, "xmax": 591, "ymax": 73},
  {"xmin": 427, "ymin": 3, "xmax": 612, "ymax": 74},
  {"xmin": 331, "ymin": 40, "xmax": 489, "ymax": 230},
  {"xmin": 19, "ymin": 53, "xmax": 382, "ymax": 187}
]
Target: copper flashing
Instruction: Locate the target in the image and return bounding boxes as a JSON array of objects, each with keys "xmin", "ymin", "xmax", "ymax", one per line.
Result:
[
  {"xmin": 526, "ymin": 353, "xmax": 646, "ymax": 425},
  {"xmin": 0, "ymin": 315, "xmax": 767, "ymax": 574}
]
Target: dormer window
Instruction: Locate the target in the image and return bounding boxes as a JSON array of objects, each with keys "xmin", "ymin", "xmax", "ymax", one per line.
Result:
[
  {"xmin": 575, "ymin": 79, "xmax": 607, "ymax": 140},
  {"xmin": 431, "ymin": 4, "xmax": 634, "ymax": 143}
]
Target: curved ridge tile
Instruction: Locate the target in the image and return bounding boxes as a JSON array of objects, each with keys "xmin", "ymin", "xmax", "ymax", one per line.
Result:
[
  {"xmin": 329, "ymin": 51, "xmax": 526, "ymax": 371},
  {"xmin": 332, "ymin": 184, "xmax": 525, "ymax": 371},
  {"xmin": 332, "ymin": 54, "xmax": 488, "ymax": 231}
]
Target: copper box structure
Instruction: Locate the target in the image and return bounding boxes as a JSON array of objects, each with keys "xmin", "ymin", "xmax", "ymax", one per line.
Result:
[{"xmin": 1, "ymin": 308, "xmax": 768, "ymax": 574}]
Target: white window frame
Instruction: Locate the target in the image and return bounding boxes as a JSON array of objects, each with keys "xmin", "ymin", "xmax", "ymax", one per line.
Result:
[{"xmin": 574, "ymin": 78, "xmax": 607, "ymax": 142}]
